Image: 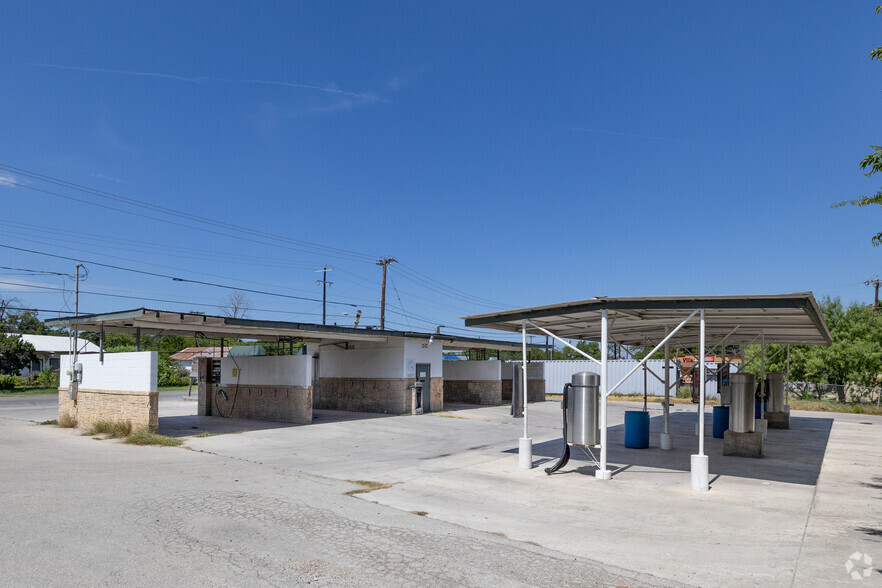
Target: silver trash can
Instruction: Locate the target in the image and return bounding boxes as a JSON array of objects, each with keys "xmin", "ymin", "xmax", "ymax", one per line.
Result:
[{"xmin": 567, "ymin": 371, "xmax": 600, "ymax": 447}]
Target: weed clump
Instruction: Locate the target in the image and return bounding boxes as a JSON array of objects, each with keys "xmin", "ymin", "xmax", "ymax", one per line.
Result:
[
  {"xmin": 85, "ymin": 420, "xmax": 133, "ymax": 438},
  {"xmin": 57, "ymin": 413, "xmax": 77, "ymax": 428},
  {"xmin": 124, "ymin": 428, "xmax": 182, "ymax": 447}
]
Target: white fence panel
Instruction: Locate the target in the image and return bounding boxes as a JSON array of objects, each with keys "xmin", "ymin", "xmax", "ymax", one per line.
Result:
[{"xmin": 537, "ymin": 360, "xmax": 732, "ymax": 398}]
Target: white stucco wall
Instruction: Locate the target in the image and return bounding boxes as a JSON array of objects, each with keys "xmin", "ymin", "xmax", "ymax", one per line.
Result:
[
  {"xmin": 443, "ymin": 360, "xmax": 501, "ymax": 381},
  {"xmin": 315, "ymin": 339, "xmax": 443, "ymax": 379},
  {"xmin": 220, "ymin": 355, "xmax": 312, "ymax": 387},
  {"xmin": 60, "ymin": 352, "xmax": 158, "ymax": 392},
  {"xmin": 403, "ymin": 340, "xmax": 443, "ymax": 378},
  {"xmin": 319, "ymin": 341, "xmax": 406, "ymax": 379}
]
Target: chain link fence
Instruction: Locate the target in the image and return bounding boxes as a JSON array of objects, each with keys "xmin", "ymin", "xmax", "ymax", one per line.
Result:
[{"xmin": 785, "ymin": 381, "xmax": 882, "ymax": 406}]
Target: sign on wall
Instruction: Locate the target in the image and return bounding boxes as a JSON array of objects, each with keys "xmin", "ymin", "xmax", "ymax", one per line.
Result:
[{"xmin": 406, "ymin": 358, "xmax": 415, "ymax": 378}]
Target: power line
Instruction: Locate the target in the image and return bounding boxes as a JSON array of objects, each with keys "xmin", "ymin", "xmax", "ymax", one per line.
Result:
[
  {"xmin": 0, "ymin": 243, "xmax": 364, "ymax": 308},
  {"xmin": 0, "ymin": 227, "xmax": 372, "ymax": 303},
  {"xmin": 0, "ymin": 176, "xmax": 374, "ymax": 265},
  {"xmin": 0, "ymin": 280, "xmax": 357, "ymax": 320},
  {"xmin": 0, "ymin": 163, "xmax": 378, "ymax": 263}
]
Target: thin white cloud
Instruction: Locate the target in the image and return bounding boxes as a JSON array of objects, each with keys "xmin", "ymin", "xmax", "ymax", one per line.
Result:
[
  {"xmin": 0, "ymin": 277, "xmax": 57, "ymax": 292},
  {"xmin": 31, "ymin": 62, "xmax": 385, "ymax": 102},
  {"xmin": 0, "ymin": 173, "xmax": 20, "ymax": 187}
]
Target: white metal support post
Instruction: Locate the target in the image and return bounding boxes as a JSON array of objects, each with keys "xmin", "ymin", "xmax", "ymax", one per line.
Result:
[
  {"xmin": 691, "ymin": 309, "xmax": 709, "ymax": 491},
  {"xmin": 661, "ymin": 331, "xmax": 673, "ymax": 450},
  {"xmin": 596, "ymin": 310, "xmax": 611, "ymax": 480},
  {"xmin": 518, "ymin": 319, "xmax": 532, "ymax": 469}
]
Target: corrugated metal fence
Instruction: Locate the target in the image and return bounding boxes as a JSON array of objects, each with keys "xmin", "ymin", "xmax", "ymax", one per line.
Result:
[{"xmin": 536, "ymin": 360, "xmax": 731, "ymax": 398}]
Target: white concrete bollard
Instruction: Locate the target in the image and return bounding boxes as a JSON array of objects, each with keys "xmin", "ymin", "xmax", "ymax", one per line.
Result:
[
  {"xmin": 660, "ymin": 432, "xmax": 673, "ymax": 450},
  {"xmin": 691, "ymin": 454, "xmax": 709, "ymax": 492},
  {"xmin": 518, "ymin": 437, "xmax": 533, "ymax": 469}
]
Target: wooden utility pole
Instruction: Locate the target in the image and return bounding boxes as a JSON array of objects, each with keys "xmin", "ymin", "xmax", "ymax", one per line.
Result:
[
  {"xmin": 315, "ymin": 265, "xmax": 333, "ymax": 325},
  {"xmin": 376, "ymin": 257, "xmax": 396, "ymax": 329},
  {"xmin": 866, "ymin": 276, "xmax": 881, "ymax": 311}
]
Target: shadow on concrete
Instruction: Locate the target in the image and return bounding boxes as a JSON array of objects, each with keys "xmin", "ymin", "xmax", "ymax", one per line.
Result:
[
  {"xmin": 509, "ymin": 411, "xmax": 833, "ymax": 485},
  {"xmin": 159, "ymin": 409, "xmax": 396, "ymax": 438}
]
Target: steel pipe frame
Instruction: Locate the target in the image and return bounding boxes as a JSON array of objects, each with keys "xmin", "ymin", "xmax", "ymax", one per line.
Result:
[
  {"xmin": 520, "ymin": 305, "xmax": 713, "ymax": 490},
  {"xmin": 610, "ymin": 337, "xmax": 666, "ymax": 385},
  {"xmin": 526, "ymin": 319, "xmax": 601, "ymax": 365},
  {"xmin": 608, "ymin": 309, "xmax": 700, "ymax": 396}
]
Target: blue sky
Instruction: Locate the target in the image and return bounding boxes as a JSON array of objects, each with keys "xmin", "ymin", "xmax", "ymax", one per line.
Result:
[{"xmin": 0, "ymin": 1, "xmax": 880, "ymax": 342}]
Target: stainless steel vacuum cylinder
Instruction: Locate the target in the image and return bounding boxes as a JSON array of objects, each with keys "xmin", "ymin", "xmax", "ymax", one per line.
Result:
[
  {"xmin": 766, "ymin": 372, "xmax": 784, "ymax": 412},
  {"xmin": 567, "ymin": 371, "xmax": 600, "ymax": 447},
  {"xmin": 729, "ymin": 372, "xmax": 756, "ymax": 433}
]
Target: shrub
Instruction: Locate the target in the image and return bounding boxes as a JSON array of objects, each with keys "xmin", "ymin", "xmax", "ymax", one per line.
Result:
[
  {"xmin": 0, "ymin": 375, "xmax": 17, "ymax": 390},
  {"xmin": 157, "ymin": 355, "xmax": 188, "ymax": 387},
  {"xmin": 35, "ymin": 369, "xmax": 59, "ymax": 388}
]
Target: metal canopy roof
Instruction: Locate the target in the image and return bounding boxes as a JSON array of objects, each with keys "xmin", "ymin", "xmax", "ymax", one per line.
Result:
[
  {"xmin": 463, "ymin": 292, "xmax": 832, "ymax": 347},
  {"xmin": 44, "ymin": 308, "xmax": 537, "ymax": 352}
]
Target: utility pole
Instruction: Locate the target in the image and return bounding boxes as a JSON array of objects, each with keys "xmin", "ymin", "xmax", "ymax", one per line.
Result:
[
  {"xmin": 376, "ymin": 257, "xmax": 396, "ymax": 329},
  {"xmin": 69, "ymin": 263, "xmax": 82, "ymax": 401},
  {"xmin": 866, "ymin": 276, "xmax": 881, "ymax": 311},
  {"xmin": 315, "ymin": 265, "xmax": 333, "ymax": 325}
]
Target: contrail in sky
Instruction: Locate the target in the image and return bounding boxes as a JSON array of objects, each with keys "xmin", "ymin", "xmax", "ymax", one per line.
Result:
[
  {"xmin": 30, "ymin": 62, "xmax": 687, "ymax": 144},
  {"xmin": 30, "ymin": 62, "xmax": 383, "ymax": 101}
]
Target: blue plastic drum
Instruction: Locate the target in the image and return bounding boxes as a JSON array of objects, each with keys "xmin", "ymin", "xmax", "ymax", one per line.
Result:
[
  {"xmin": 713, "ymin": 405, "xmax": 729, "ymax": 438},
  {"xmin": 624, "ymin": 410, "xmax": 650, "ymax": 449}
]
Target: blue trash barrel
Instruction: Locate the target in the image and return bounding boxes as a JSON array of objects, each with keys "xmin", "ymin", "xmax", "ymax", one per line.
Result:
[
  {"xmin": 624, "ymin": 410, "xmax": 650, "ymax": 449},
  {"xmin": 713, "ymin": 405, "xmax": 729, "ymax": 438},
  {"xmin": 755, "ymin": 398, "xmax": 763, "ymax": 419}
]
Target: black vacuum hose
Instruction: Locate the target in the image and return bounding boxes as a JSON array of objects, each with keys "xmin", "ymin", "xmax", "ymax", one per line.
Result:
[{"xmin": 545, "ymin": 383, "xmax": 571, "ymax": 475}]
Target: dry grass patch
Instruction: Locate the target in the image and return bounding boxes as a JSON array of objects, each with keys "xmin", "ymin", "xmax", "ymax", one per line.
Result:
[
  {"xmin": 85, "ymin": 420, "xmax": 133, "ymax": 439},
  {"xmin": 790, "ymin": 399, "xmax": 882, "ymax": 416},
  {"xmin": 344, "ymin": 480, "xmax": 394, "ymax": 496},
  {"xmin": 39, "ymin": 419, "xmax": 57, "ymax": 425},
  {"xmin": 124, "ymin": 428, "xmax": 183, "ymax": 446},
  {"xmin": 57, "ymin": 413, "xmax": 76, "ymax": 428},
  {"xmin": 410, "ymin": 510, "xmax": 428, "ymax": 516}
]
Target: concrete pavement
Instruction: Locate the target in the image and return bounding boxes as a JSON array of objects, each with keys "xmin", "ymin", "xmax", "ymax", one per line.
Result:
[
  {"xmin": 2, "ymin": 393, "xmax": 880, "ymax": 586},
  {"xmin": 0, "ymin": 395, "xmax": 676, "ymax": 587}
]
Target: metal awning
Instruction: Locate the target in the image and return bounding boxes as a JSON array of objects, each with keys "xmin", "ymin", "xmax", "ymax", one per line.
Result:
[
  {"xmin": 463, "ymin": 292, "xmax": 832, "ymax": 347},
  {"xmin": 45, "ymin": 308, "xmax": 538, "ymax": 352},
  {"xmin": 463, "ymin": 291, "xmax": 832, "ymax": 492}
]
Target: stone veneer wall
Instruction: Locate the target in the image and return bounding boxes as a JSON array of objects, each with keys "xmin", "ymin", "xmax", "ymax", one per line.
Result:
[
  {"xmin": 58, "ymin": 388, "xmax": 159, "ymax": 432},
  {"xmin": 429, "ymin": 377, "xmax": 443, "ymax": 412},
  {"xmin": 502, "ymin": 380, "xmax": 546, "ymax": 403},
  {"xmin": 316, "ymin": 377, "xmax": 409, "ymax": 414},
  {"xmin": 315, "ymin": 377, "xmax": 444, "ymax": 414},
  {"xmin": 211, "ymin": 385, "xmax": 312, "ymax": 424},
  {"xmin": 444, "ymin": 380, "xmax": 501, "ymax": 405}
]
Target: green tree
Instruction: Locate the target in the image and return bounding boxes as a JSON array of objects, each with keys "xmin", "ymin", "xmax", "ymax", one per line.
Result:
[
  {"xmin": 833, "ymin": 5, "xmax": 882, "ymax": 245},
  {"xmin": 742, "ymin": 298, "xmax": 882, "ymax": 399},
  {"xmin": 0, "ymin": 334, "xmax": 36, "ymax": 375},
  {"xmin": 555, "ymin": 340, "xmax": 601, "ymax": 360}
]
